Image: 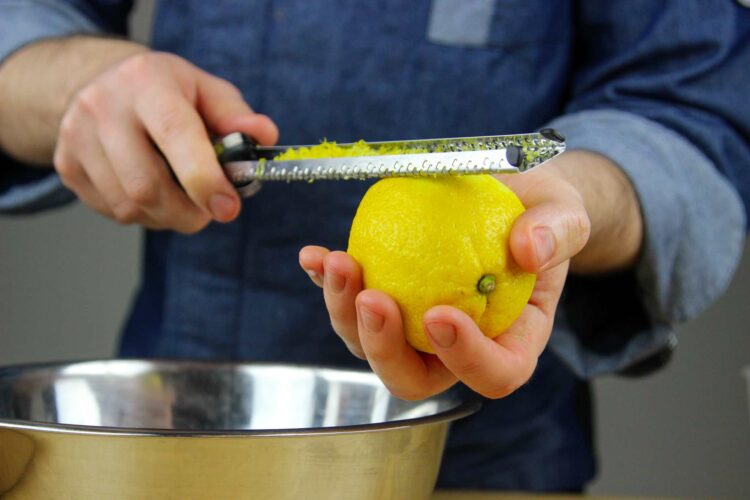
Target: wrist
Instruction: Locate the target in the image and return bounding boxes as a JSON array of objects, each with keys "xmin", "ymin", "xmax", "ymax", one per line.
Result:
[
  {"xmin": 57, "ymin": 36, "xmax": 147, "ymax": 109},
  {"xmin": 0, "ymin": 35, "xmax": 147, "ymax": 165},
  {"xmin": 547, "ymin": 150, "xmax": 643, "ymax": 274}
]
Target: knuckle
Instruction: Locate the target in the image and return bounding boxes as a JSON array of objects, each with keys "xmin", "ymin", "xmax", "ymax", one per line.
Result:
[
  {"xmin": 349, "ymin": 347, "xmax": 367, "ymax": 361},
  {"xmin": 125, "ymin": 176, "xmax": 160, "ymax": 207},
  {"xmin": 567, "ymin": 210, "xmax": 591, "ymax": 253},
  {"xmin": 112, "ymin": 201, "xmax": 141, "ymax": 225},
  {"xmin": 342, "ymin": 340, "xmax": 366, "ymax": 360},
  {"xmin": 54, "ymin": 154, "xmax": 82, "ymax": 186},
  {"xmin": 178, "ymin": 169, "xmax": 214, "ymax": 194},
  {"xmin": 362, "ymin": 344, "xmax": 391, "ymax": 365},
  {"xmin": 330, "ymin": 318, "xmax": 356, "ymax": 344},
  {"xmin": 330, "ymin": 318, "xmax": 366, "ymax": 358},
  {"xmin": 57, "ymin": 112, "xmax": 81, "ymax": 145},
  {"xmin": 56, "ymin": 163, "xmax": 81, "ymax": 188},
  {"xmin": 577, "ymin": 212, "xmax": 592, "ymax": 245},
  {"xmin": 328, "ymin": 317, "xmax": 342, "ymax": 336},
  {"xmin": 115, "ymin": 52, "xmax": 157, "ymax": 85},
  {"xmin": 75, "ymin": 85, "xmax": 106, "ymax": 118},
  {"xmin": 483, "ymin": 359, "xmax": 538, "ymax": 400},
  {"xmin": 456, "ymin": 358, "xmax": 485, "ymax": 381},
  {"xmin": 523, "ymin": 357, "xmax": 539, "ymax": 385},
  {"xmin": 224, "ymin": 85, "xmax": 244, "ymax": 103},
  {"xmin": 215, "ymin": 78, "xmax": 243, "ymax": 98}
]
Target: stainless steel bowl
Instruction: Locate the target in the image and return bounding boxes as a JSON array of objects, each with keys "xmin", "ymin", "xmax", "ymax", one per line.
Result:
[{"xmin": 0, "ymin": 360, "xmax": 478, "ymax": 499}]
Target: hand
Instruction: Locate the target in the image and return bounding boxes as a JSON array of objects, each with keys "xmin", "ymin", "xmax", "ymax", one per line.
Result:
[
  {"xmin": 299, "ymin": 160, "xmax": 592, "ymax": 400},
  {"xmin": 53, "ymin": 51, "xmax": 278, "ymax": 233}
]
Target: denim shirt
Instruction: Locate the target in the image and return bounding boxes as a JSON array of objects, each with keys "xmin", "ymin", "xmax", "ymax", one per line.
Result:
[{"xmin": 2, "ymin": 0, "xmax": 749, "ymax": 492}]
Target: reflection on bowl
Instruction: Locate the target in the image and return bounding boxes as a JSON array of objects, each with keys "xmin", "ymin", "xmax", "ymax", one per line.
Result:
[{"xmin": 0, "ymin": 360, "xmax": 478, "ymax": 500}]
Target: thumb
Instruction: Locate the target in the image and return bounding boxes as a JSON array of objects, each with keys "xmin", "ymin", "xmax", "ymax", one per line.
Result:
[
  {"xmin": 194, "ymin": 71, "xmax": 279, "ymax": 146},
  {"xmin": 510, "ymin": 200, "xmax": 590, "ymax": 273}
]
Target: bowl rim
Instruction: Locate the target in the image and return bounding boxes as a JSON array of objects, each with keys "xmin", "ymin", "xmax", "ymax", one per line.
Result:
[{"xmin": 0, "ymin": 358, "xmax": 481, "ymax": 438}]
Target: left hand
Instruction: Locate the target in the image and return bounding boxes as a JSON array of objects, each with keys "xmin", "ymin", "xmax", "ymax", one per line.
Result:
[{"xmin": 299, "ymin": 159, "xmax": 591, "ymax": 400}]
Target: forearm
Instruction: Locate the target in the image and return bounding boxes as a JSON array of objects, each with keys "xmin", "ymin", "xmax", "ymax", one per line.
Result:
[
  {"xmin": 550, "ymin": 150, "xmax": 643, "ymax": 274},
  {"xmin": 0, "ymin": 35, "xmax": 145, "ymax": 166}
]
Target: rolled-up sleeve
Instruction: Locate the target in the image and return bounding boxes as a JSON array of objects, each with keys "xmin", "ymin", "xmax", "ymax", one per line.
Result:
[
  {"xmin": 0, "ymin": 0, "xmax": 101, "ymax": 64},
  {"xmin": 0, "ymin": 0, "xmax": 129, "ymax": 214},
  {"xmin": 544, "ymin": 1, "xmax": 750, "ymax": 378},
  {"xmin": 547, "ymin": 110, "xmax": 745, "ymax": 378}
]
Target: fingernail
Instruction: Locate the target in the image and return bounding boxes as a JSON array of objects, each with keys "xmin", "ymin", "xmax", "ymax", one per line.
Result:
[
  {"xmin": 426, "ymin": 323, "xmax": 456, "ymax": 348},
  {"xmin": 533, "ymin": 226, "xmax": 556, "ymax": 268},
  {"xmin": 209, "ymin": 193, "xmax": 237, "ymax": 221},
  {"xmin": 326, "ymin": 270, "xmax": 346, "ymax": 293},
  {"xmin": 358, "ymin": 305, "xmax": 384, "ymax": 333}
]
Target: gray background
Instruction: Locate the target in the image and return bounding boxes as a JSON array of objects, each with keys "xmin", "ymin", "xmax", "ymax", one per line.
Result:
[{"xmin": 1, "ymin": 2, "xmax": 748, "ymax": 498}]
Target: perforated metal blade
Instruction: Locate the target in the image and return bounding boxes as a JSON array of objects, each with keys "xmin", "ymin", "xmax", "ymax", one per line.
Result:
[{"xmin": 217, "ymin": 129, "xmax": 565, "ymax": 194}]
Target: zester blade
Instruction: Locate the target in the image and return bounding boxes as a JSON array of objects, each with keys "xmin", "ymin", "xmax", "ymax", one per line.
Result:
[{"xmin": 218, "ymin": 129, "xmax": 565, "ymax": 191}]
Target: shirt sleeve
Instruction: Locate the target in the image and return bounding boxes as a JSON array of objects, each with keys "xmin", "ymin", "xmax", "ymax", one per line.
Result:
[
  {"xmin": 544, "ymin": 1, "xmax": 750, "ymax": 378},
  {"xmin": 0, "ymin": 0, "xmax": 131, "ymax": 214}
]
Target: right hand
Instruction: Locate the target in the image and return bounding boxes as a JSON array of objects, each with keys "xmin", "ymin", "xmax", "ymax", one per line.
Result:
[{"xmin": 54, "ymin": 51, "xmax": 278, "ymax": 233}]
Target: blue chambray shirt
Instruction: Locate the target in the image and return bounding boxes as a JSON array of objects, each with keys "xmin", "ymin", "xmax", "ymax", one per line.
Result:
[{"xmin": 1, "ymin": 0, "xmax": 749, "ymax": 492}]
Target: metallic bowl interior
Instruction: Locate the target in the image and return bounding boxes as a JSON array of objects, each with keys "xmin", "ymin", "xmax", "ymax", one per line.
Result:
[{"xmin": 0, "ymin": 360, "xmax": 479, "ymax": 500}]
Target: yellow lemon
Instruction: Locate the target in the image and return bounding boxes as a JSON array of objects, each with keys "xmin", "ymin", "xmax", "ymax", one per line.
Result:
[{"xmin": 347, "ymin": 175, "xmax": 535, "ymax": 353}]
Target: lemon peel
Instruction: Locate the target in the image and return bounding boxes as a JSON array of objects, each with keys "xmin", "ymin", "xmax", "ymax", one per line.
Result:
[{"xmin": 347, "ymin": 175, "xmax": 535, "ymax": 353}]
